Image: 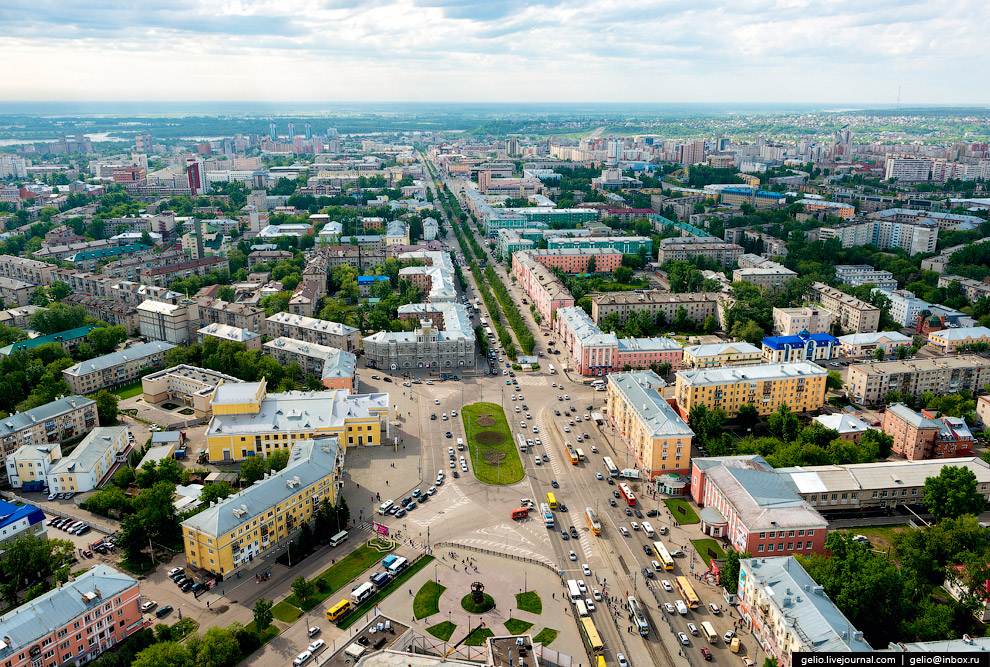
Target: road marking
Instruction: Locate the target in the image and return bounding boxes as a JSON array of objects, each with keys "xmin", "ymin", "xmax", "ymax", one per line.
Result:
[{"xmin": 407, "ymin": 482, "xmax": 472, "ymax": 528}]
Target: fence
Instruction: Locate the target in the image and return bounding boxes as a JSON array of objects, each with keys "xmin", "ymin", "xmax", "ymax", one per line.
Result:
[{"xmin": 432, "ymin": 540, "xmax": 558, "ymax": 573}]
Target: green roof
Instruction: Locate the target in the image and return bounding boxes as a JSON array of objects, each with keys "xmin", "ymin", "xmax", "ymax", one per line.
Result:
[
  {"xmin": 69, "ymin": 243, "xmax": 151, "ymax": 262},
  {"xmin": 0, "ymin": 326, "xmax": 99, "ymax": 356}
]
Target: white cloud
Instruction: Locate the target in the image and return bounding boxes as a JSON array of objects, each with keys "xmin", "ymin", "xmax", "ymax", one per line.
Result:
[{"xmin": 0, "ymin": 0, "xmax": 986, "ymax": 102}]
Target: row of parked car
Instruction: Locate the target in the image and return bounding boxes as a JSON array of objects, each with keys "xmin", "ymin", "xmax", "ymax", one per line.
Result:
[
  {"xmin": 167, "ymin": 566, "xmax": 206, "ymax": 594},
  {"xmin": 47, "ymin": 491, "xmax": 76, "ymax": 500},
  {"xmin": 47, "ymin": 516, "xmax": 90, "ymax": 536}
]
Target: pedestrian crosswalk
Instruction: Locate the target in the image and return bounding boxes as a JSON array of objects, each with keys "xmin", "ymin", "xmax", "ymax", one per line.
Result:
[{"xmin": 407, "ymin": 481, "xmax": 472, "ymax": 529}]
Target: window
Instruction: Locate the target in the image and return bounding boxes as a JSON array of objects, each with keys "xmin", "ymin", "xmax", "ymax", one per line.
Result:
[
  {"xmin": 767, "ymin": 544, "xmax": 773, "ymax": 552},
  {"xmin": 787, "ymin": 543, "xmax": 793, "ymax": 550},
  {"xmin": 788, "ymin": 530, "xmax": 795, "ymax": 537},
  {"xmin": 807, "ymin": 530, "xmax": 814, "ymax": 536},
  {"xmin": 758, "ymin": 544, "xmax": 764, "ymax": 552},
  {"xmin": 778, "ymin": 543, "xmax": 784, "ymax": 551},
  {"xmin": 798, "ymin": 530, "xmax": 804, "ymax": 537},
  {"xmin": 768, "ymin": 531, "xmax": 775, "ymax": 538}
]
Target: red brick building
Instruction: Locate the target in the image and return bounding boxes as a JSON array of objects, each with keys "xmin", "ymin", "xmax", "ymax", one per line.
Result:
[{"xmin": 882, "ymin": 403, "xmax": 975, "ymax": 460}]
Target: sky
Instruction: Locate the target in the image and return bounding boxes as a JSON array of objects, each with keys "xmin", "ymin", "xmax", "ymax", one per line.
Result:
[{"xmin": 1, "ymin": 0, "xmax": 988, "ymax": 104}]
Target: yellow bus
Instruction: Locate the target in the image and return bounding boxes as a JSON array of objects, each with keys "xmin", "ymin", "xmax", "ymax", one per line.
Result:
[
  {"xmin": 546, "ymin": 492, "xmax": 558, "ymax": 510},
  {"xmin": 675, "ymin": 576, "xmax": 701, "ymax": 609},
  {"xmin": 653, "ymin": 541, "xmax": 675, "ymax": 570},
  {"xmin": 596, "ymin": 657, "xmax": 606, "ymax": 667},
  {"xmin": 326, "ymin": 599, "xmax": 351, "ymax": 622},
  {"xmin": 579, "ymin": 617, "xmax": 604, "ymax": 653}
]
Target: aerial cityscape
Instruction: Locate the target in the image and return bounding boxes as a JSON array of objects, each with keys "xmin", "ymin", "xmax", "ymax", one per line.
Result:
[{"xmin": 2, "ymin": 3, "xmax": 990, "ymax": 667}]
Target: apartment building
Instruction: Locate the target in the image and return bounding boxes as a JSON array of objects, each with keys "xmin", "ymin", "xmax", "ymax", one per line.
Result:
[
  {"xmin": 675, "ymin": 362, "xmax": 828, "ymax": 418},
  {"xmin": 0, "ymin": 325, "xmax": 98, "ymax": 358},
  {"xmin": 554, "ymin": 306, "xmax": 682, "ymax": 376},
  {"xmin": 761, "ymin": 333, "xmax": 840, "ymax": 363},
  {"xmin": 517, "ymin": 248, "xmax": 623, "ymax": 275},
  {"xmin": 796, "ymin": 198, "xmax": 856, "ymax": 219},
  {"xmin": 108, "ymin": 280, "xmax": 185, "ymax": 307},
  {"xmin": 141, "ymin": 364, "xmax": 243, "ymax": 418},
  {"xmin": 46, "ymin": 426, "xmax": 130, "ymax": 494},
  {"xmin": 833, "ymin": 265, "xmax": 897, "ymax": 290},
  {"xmin": 690, "ymin": 456, "xmax": 828, "ymax": 558},
  {"xmin": 0, "ymin": 565, "xmax": 143, "ymax": 667},
  {"xmin": 873, "ymin": 207, "xmax": 983, "ymax": 231},
  {"xmin": 196, "ymin": 298, "xmax": 265, "ymax": 333},
  {"xmin": 398, "ymin": 250, "xmax": 456, "ymax": 302},
  {"xmin": 882, "ymin": 403, "xmax": 975, "ymax": 460},
  {"xmin": 927, "ymin": 326, "xmax": 990, "ymax": 353},
  {"xmin": 591, "ymin": 291, "xmax": 721, "ymax": 326},
  {"xmin": 847, "ymin": 355, "xmax": 990, "ymax": 404},
  {"xmin": 879, "ymin": 289, "xmax": 930, "ymax": 327},
  {"xmin": 658, "ymin": 237, "xmax": 743, "ymax": 268},
  {"xmin": 732, "ymin": 263, "xmax": 798, "ymax": 291},
  {"xmin": 837, "ymin": 331, "xmax": 912, "ymax": 357},
  {"xmin": 139, "ymin": 256, "xmax": 230, "ymax": 287},
  {"xmin": 0, "ymin": 499, "xmax": 46, "ymax": 546},
  {"xmin": 511, "ymin": 251, "xmax": 575, "ymax": 325},
  {"xmin": 62, "ymin": 294, "xmax": 139, "ymax": 332},
  {"xmin": 266, "ymin": 312, "xmax": 361, "ymax": 352},
  {"xmin": 772, "ymin": 306, "xmax": 833, "ymax": 336},
  {"xmin": 205, "ymin": 380, "xmax": 389, "ymax": 462},
  {"xmin": 813, "ymin": 413, "xmax": 871, "ymax": 443},
  {"xmin": 197, "ymin": 322, "xmax": 262, "ymax": 350},
  {"xmin": 247, "ymin": 250, "xmax": 293, "ymax": 269},
  {"xmin": 67, "ymin": 243, "xmax": 153, "ymax": 272},
  {"xmin": 137, "ymin": 299, "xmax": 199, "ymax": 345},
  {"xmin": 0, "ymin": 305, "xmax": 45, "ymax": 329},
  {"xmin": 809, "ymin": 282, "xmax": 880, "ymax": 333},
  {"xmin": 103, "ymin": 249, "xmax": 185, "ymax": 281},
  {"xmin": 62, "ymin": 341, "xmax": 175, "ymax": 395},
  {"xmin": 364, "ymin": 302, "xmax": 476, "ymax": 373},
  {"xmin": 264, "ymin": 337, "xmax": 358, "ymax": 391},
  {"xmin": 0, "ymin": 254, "xmax": 56, "ymax": 285},
  {"xmin": 546, "ymin": 235, "xmax": 652, "ymax": 255},
  {"xmin": 682, "ymin": 341, "xmax": 762, "ymax": 368},
  {"xmin": 0, "ymin": 396, "xmax": 97, "ymax": 468},
  {"xmin": 0, "ymin": 277, "xmax": 36, "ymax": 307},
  {"xmin": 288, "ymin": 279, "xmax": 321, "ymax": 317},
  {"xmin": 818, "ymin": 218, "xmax": 938, "ymax": 255},
  {"xmin": 182, "ymin": 437, "xmax": 344, "ymax": 578},
  {"xmin": 937, "ymin": 275, "xmax": 990, "ymax": 304},
  {"xmin": 35, "ymin": 240, "xmax": 116, "ymax": 264},
  {"xmin": 884, "ymin": 155, "xmax": 932, "ymax": 183},
  {"xmin": 605, "ymin": 371, "xmax": 694, "ymax": 478},
  {"xmin": 738, "ymin": 557, "xmax": 872, "ymax": 667},
  {"xmin": 775, "ymin": 458, "xmax": 990, "ymax": 514},
  {"xmin": 5, "ymin": 443, "xmax": 62, "ymax": 489}
]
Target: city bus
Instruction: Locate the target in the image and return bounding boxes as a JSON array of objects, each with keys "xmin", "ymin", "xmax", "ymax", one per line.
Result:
[
  {"xmin": 548, "ymin": 364, "xmax": 556, "ymax": 375},
  {"xmin": 517, "ymin": 434, "xmax": 528, "ymax": 453},
  {"xmin": 567, "ymin": 579, "xmax": 582, "ymax": 601},
  {"xmin": 602, "ymin": 457, "xmax": 618, "ymax": 477},
  {"xmin": 546, "ymin": 492, "xmax": 558, "ymax": 510},
  {"xmin": 566, "ymin": 445, "xmax": 579, "ymax": 465},
  {"xmin": 675, "ymin": 576, "xmax": 701, "ymax": 609},
  {"xmin": 576, "ymin": 448, "xmax": 585, "ymax": 461},
  {"xmin": 628, "ymin": 596, "xmax": 650, "ymax": 636},
  {"xmin": 700, "ymin": 621, "xmax": 719, "ymax": 644},
  {"xmin": 326, "ymin": 599, "xmax": 351, "ymax": 622},
  {"xmin": 618, "ymin": 483, "xmax": 636, "ymax": 506},
  {"xmin": 579, "ymin": 617, "xmax": 604, "ymax": 654},
  {"xmin": 653, "ymin": 541, "xmax": 675, "ymax": 570},
  {"xmin": 511, "ymin": 507, "xmax": 529, "ymax": 520},
  {"xmin": 596, "ymin": 657, "xmax": 606, "ymax": 667},
  {"xmin": 540, "ymin": 502, "xmax": 554, "ymax": 528},
  {"xmin": 329, "ymin": 530, "xmax": 348, "ymax": 547},
  {"xmin": 585, "ymin": 507, "xmax": 602, "ymax": 536}
]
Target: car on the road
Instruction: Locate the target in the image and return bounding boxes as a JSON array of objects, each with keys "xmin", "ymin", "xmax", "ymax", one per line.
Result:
[
  {"xmin": 442, "ymin": 413, "xmax": 448, "ymax": 420},
  {"xmin": 431, "ymin": 413, "xmax": 437, "ymax": 420},
  {"xmin": 642, "ymin": 567, "xmax": 654, "ymax": 579},
  {"xmin": 308, "ymin": 639, "xmax": 326, "ymax": 653},
  {"xmin": 591, "ymin": 445, "xmax": 598, "ymax": 453},
  {"xmin": 533, "ymin": 437, "xmax": 540, "ymax": 445},
  {"xmin": 634, "ymin": 509, "xmax": 643, "ymax": 519},
  {"xmin": 449, "ymin": 459, "xmax": 455, "ymax": 468},
  {"xmin": 426, "ymin": 380, "xmax": 434, "ymax": 385},
  {"xmin": 434, "ymin": 398, "xmax": 440, "ymax": 405},
  {"xmin": 724, "ymin": 630, "xmax": 735, "ymax": 643},
  {"xmin": 569, "ymin": 550, "xmax": 577, "ymax": 560},
  {"xmin": 613, "ymin": 490, "xmax": 621, "ymax": 498},
  {"xmin": 371, "ymin": 375, "xmax": 380, "ymax": 380},
  {"xmin": 577, "ymin": 580, "xmax": 587, "ymax": 593},
  {"xmin": 586, "ymin": 598, "xmax": 596, "ymax": 612},
  {"xmin": 582, "ymin": 563, "xmax": 591, "ymax": 576},
  {"xmin": 678, "ymin": 632, "xmax": 690, "ymax": 645},
  {"xmin": 624, "ymin": 507, "xmax": 632, "ymax": 516},
  {"xmin": 559, "ymin": 503, "xmax": 568, "ymax": 512},
  {"xmin": 554, "ymin": 410, "xmax": 561, "ymax": 416},
  {"xmin": 661, "ymin": 579, "xmax": 673, "ymax": 591},
  {"xmin": 451, "ymin": 409, "xmax": 458, "ymax": 417},
  {"xmin": 617, "ymin": 654, "xmax": 628, "ymax": 667},
  {"xmin": 564, "ymin": 395, "xmax": 570, "ymax": 400},
  {"xmin": 47, "ymin": 492, "xmax": 57, "ymax": 501},
  {"xmin": 532, "ymin": 426, "xmax": 538, "ymax": 433},
  {"xmin": 664, "ymin": 602, "xmax": 676, "ymax": 614},
  {"xmin": 671, "ymin": 549, "xmax": 685, "ymax": 557},
  {"xmin": 575, "ymin": 436, "xmax": 582, "ymax": 442},
  {"xmin": 619, "ymin": 526, "xmax": 630, "ymax": 537},
  {"xmin": 560, "ymin": 529, "xmax": 569, "ymax": 540},
  {"xmin": 659, "ymin": 525, "xmax": 669, "ymax": 535},
  {"xmin": 642, "ymin": 544, "xmax": 652, "ymax": 555},
  {"xmin": 595, "ymin": 472, "xmax": 604, "ymax": 480},
  {"xmin": 541, "ymin": 453, "xmax": 549, "ymax": 462},
  {"xmin": 141, "ymin": 601, "xmax": 157, "ymax": 612},
  {"xmin": 428, "ymin": 486, "xmax": 437, "ymax": 496},
  {"xmin": 515, "ymin": 406, "xmax": 521, "ymax": 413},
  {"xmin": 701, "ymin": 647, "xmax": 713, "ymax": 661},
  {"xmin": 520, "ymin": 421, "xmax": 527, "ymax": 429},
  {"xmin": 550, "ymin": 480, "xmax": 559, "ymax": 488},
  {"xmin": 292, "ymin": 650, "xmax": 313, "ymax": 666},
  {"xmin": 413, "ymin": 489, "xmax": 422, "ymax": 498},
  {"xmin": 645, "ymin": 509, "xmax": 658, "ymax": 518},
  {"xmin": 563, "ymin": 426, "xmax": 570, "ymax": 433},
  {"xmin": 394, "ymin": 508, "xmax": 406, "ymax": 518},
  {"xmin": 180, "ymin": 581, "xmax": 194, "ymax": 593},
  {"xmin": 445, "ymin": 431, "xmax": 452, "ymax": 438},
  {"xmin": 687, "ymin": 622, "xmax": 698, "ymax": 636},
  {"xmin": 630, "ymin": 521, "xmax": 639, "ymax": 531},
  {"xmin": 156, "ymin": 605, "xmax": 173, "ymax": 618},
  {"xmin": 525, "ymin": 413, "xmax": 532, "ymax": 419},
  {"xmin": 607, "ymin": 477, "xmax": 615, "ymax": 485},
  {"xmin": 610, "ymin": 498, "xmax": 617, "ymax": 507},
  {"xmin": 709, "ymin": 602, "xmax": 721, "ymax": 614},
  {"xmin": 534, "ymin": 457, "xmax": 542, "ymax": 466},
  {"xmin": 308, "ymin": 626, "xmax": 321, "ymax": 637},
  {"xmin": 460, "ymin": 463, "xmax": 468, "ymax": 472},
  {"xmin": 570, "ymin": 526, "xmax": 579, "ymax": 538},
  {"xmin": 593, "ymin": 588, "xmax": 601, "ymax": 601}
]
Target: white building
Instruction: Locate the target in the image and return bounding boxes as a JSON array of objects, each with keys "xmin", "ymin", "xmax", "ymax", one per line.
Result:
[
  {"xmin": 834, "ymin": 265, "xmax": 898, "ymax": 291},
  {"xmin": 46, "ymin": 426, "xmax": 130, "ymax": 494}
]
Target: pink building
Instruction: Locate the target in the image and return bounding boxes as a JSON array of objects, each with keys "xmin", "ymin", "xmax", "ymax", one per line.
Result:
[
  {"xmin": 0, "ymin": 565, "xmax": 145, "ymax": 667},
  {"xmin": 511, "ymin": 252, "xmax": 574, "ymax": 324},
  {"xmin": 882, "ymin": 403, "xmax": 975, "ymax": 460},
  {"xmin": 690, "ymin": 456, "xmax": 828, "ymax": 557},
  {"xmin": 530, "ymin": 248, "xmax": 623, "ymax": 274},
  {"xmin": 554, "ymin": 306, "xmax": 682, "ymax": 376}
]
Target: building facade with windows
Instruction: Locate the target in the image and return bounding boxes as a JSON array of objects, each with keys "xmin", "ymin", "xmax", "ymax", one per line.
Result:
[
  {"xmin": 0, "ymin": 396, "xmax": 97, "ymax": 468},
  {"xmin": 264, "ymin": 337, "xmax": 358, "ymax": 392},
  {"xmin": 761, "ymin": 333, "xmax": 840, "ymax": 363},
  {"xmin": 182, "ymin": 437, "xmax": 344, "ymax": 578},
  {"xmin": 62, "ymin": 342, "xmax": 175, "ymax": 395},
  {"xmin": 204, "ymin": 380, "xmax": 388, "ymax": 462},
  {"xmin": 141, "ymin": 365, "xmax": 243, "ymax": 418},
  {"xmin": 847, "ymin": 355, "xmax": 990, "ymax": 404},
  {"xmin": 46, "ymin": 426, "xmax": 130, "ymax": 494},
  {"xmin": 591, "ymin": 291, "xmax": 721, "ymax": 326},
  {"xmin": 0, "ymin": 499, "xmax": 46, "ymax": 546},
  {"xmin": 772, "ymin": 307, "xmax": 833, "ymax": 336},
  {"xmin": 675, "ymin": 362, "xmax": 828, "ymax": 418},
  {"xmin": 682, "ymin": 342, "xmax": 762, "ymax": 368},
  {"xmin": 0, "ymin": 565, "xmax": 143, "ymax": 667},
  {"xmin": 882, "ymin": 403, "xmax": 975, "ymax": 460},
  {"xmin": 363, "ymin": 303, "xmax": 476, "ymax": 373},
  {"xmin": 554, "ymin": 306, "xmax": 682, "ymax": 376},
  {"xmin": 605, "ymin": 371, "xmax": 694, "ymax": 478},
  {"xmin": 810, "ymin": 283, "xmax": 880, "ymax": 333},
  {"xmin": 265, "ymin": 312, "xmax": 361, "ymax": 352},
  {"xmin": 927, "ymin": 326, "xmax": 990, "ymax": 353}
]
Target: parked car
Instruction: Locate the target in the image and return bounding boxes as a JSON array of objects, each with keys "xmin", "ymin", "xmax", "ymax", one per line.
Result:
[
  {"xmin": 156, "ymin": 605, "xmax": 173, "ymax": 618},
  {"xmin": 141, "ymin": 601, "xmax": 157, "ymax": 612}
]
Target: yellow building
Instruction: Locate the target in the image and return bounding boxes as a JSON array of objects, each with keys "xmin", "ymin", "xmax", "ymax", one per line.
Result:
[
  {"xmin": 181, "ymin": 437, "xmax": 344, "ymax": 577},
  {"xmin": 674, "ymin": 362, "xmax": 828, "ymax": 418},
  {"xmin": 205, "ymin": 379, "xmax": 389, "ymax": 463},
  {"xmin": 46, "ymin": 426, "xmax": 130, "ymax": 494},
  {"xmin": 605, "ymin": 371, "xmax": 695, "ymax": 477},
  {"xmin": 927, "ymin": 326, "xmax": 990, "ymax": 354},
  {"xmin": 682, "ymin": 342, "xmax": 762, "ymax": 369}
]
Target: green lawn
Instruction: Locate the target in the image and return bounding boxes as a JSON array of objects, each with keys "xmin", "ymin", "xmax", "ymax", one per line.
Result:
[
  {"xmin": 532, "ymin": 628, "xmax": 558, "ymax": 645},
  {"xmin": 836, "ymin": 525, "xmax": 911, "ymax": 551},
  {"xmin": 463, "ymin": 627, "xmax": 495, "ymax": 646},
  {"xmin": 515, "ymin": 591, "xmax": 542, "ymax": 614},
  {"xmin": 426, "ymin": 621, "xmax": 456, "ymax": 642},
  {"xmin": 460, "ymin": 592, "xmax": 494, "ymax": 614},
  {"xmin": 110, "ymin": 380, "xmax": 144, "ymax": 399},
  {"xmin": 284, "ymin": 542, "xmax": 389, "ymax": 609},
  {"xmin": 414, "ymin": 580, "xmax": 446, "ymax": 620},
  {"xmin": 504, "ymin": 618, "xmax": 534, "ymax": 635},
  {"xmin": 339, "ymin": 556, "xmax": 435, "ymax": 629},
  {"xmin": 461, "ymin": 402, "xmax": 524, "ymax": 485},
  {"xmin": 664, "ymin": 498, "xmax": 700, "ymax": 524},
  {"xmin": 271, "ymin": 601, "xmax": 303, "ymax": 623},
  {"xmin": 244, "ymin": 621, "xmax": 280, "ymax": 644},
  {"xmin": 691, "ymin": 539, "xmax": 727, "ymax": 567},
  {"xmin": 171, "ymin": 618, "xmax": 199, "ymax": 640}
]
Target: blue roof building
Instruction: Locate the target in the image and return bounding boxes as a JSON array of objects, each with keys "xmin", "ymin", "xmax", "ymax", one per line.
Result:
[
  {"xmin": 0, "ymin": 499, "xmax": 46, "ymax": 546},
  {"xmin": 762, "ymin": 331, "xmax": 840, "ymax": 363},
  {"xmin": 0, "ymin": 326, "xmax": 99, "ymax": 357}
]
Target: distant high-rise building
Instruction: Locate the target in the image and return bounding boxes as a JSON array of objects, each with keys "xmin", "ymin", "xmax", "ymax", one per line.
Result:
[
  {"xmin": 304, "ymin": 123, "xmax": 312, "ymax": 140},
  {"xmin": 186, "ymin": 160, "xmax": 201, "ymax": 197},
  {"xmin": 832, "ymin": 124, "xmax": 852, "ymax": 158},
  {"xmin": 506, "ymin": 137, "xmax": 519, "ymax": 155},
  {"xmin": 327, "ymin": 127, "xmax": 338, "ymax": 139},
  {"xmin": 135, "ymin": 133, "xmax": 152, "ymax": 153},
  {"xmin": 288, "ymin": 123, "xmax": 295, "ymax": 140},
  {"xmin": 269, "ymin": 122, "xmax": 277, "ymax": 142},
  {"xmin": 680, "ymin": 140, "xmax": 706, "ymax": 165}
]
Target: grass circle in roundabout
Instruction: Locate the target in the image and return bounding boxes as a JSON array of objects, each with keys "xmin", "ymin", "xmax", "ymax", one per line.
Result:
[
  {"xmin": 474, "ymin": 430, "xmax": 505, "ymax": 446},
  {"xmin": 461, "ymin": 592, "xmax": 495, "ymax": 614}
]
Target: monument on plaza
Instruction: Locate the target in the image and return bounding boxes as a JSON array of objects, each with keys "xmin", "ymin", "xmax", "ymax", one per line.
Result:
[{"xmin": 470, "ymin": 581, "xmax": 485, "ymax": 605}]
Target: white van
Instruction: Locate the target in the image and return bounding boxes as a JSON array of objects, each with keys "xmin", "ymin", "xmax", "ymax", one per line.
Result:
[
  {"xmin": 378, "ymin": 500, "xmax": 394, "ymax": 515},
  {"xmin": 675, "ymin": 600, "xmax": 688, "ymax": 615},
  {"xmin": 574, "ymin": 600, "xmax": 589, "ymax": 617},
  {"xmin": 456, "ymin": 438, "xmax": 464, "ymax": 451},
  {"xmin": 351, "ymin": 582, "xmax": 375, "ymax": 604},
  {"xmin": 642, "ymin": 521, "xmax": 655, "ymax": 538}
]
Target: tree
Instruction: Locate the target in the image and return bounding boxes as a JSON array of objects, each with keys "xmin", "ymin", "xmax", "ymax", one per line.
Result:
[
  {"xmin": 131, "ymin": 641, "xmax": 192, "ymax": 667},
  {"xmin": 200, "ymin": 481, "xmax": 234, "ymax": 505},
  {"xmin": 586, "ymin": 255, "xmax": 597, "ymax": 273},
  {"xmin": 193, "ymin": 626, "xmax": 241, "ymax": 667},
  {"xmin": 767, "ymin": 403, "xmax": 800, "ymax": 442},
  {"xmin": 29, "ymin": 287, "xmax": 49, "ymax": 306},
  {"xmin": 730, "ymin": 319, "xmax": 765, "ymax": 345},
  {"xmin": 239, "ymin": 456, "xmax": 267, "ymax": 485},
  {"xmin": 874, "ymin": 347, "xmax": 885, "ymax": 361},
  {"xmin": 253, "ymin": 598, "xmax": 274, "ymax": 631},
  {"xmin": 95, "ymin": 390, "xmax": 119, "ymax": 424},
  {"xmin": 923, "ymin": 466, "xmax": 986, "ymax": 520},
  {"xmin": 688, "ymin": 404, "xmax": 727, "ymax": 448},
  {"xmin": 860, "ymin": 429, "xmax": 893, "ymax": 460},
  {"xmin": 612, "ymin": 266, "xmax": 634, "ymax": 283},
  {"xmin": 702, "ymin": 315, "xmax": 718, "ymax": 335},
  {"xmin": 140, "ymin": 230, "xmax": 153, "ymax": 247},
  {"xmin": 826, "ymin": 370, "xmax": 844, "ymax": 392},
  {"xmin": 291, "ymin": 576, "xmax": 315, "ymax": 604},
  {"xmin": 0, "ymin": 534, "xmax": 74, "ymax": 605},
  {"xmin": 736, "ymin": 403, "xmax": 759, "ymax": 431},
  {"xmin": 48, "ymin": 281, "xmax": 72, "ymax": 301},
  {"xmin": 268, "ymin": 448, "xmax": 290, "ymax": 472},
  {"xmin": 720, "ymin": 550, "xmax": 752, "ymax": 594}
]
